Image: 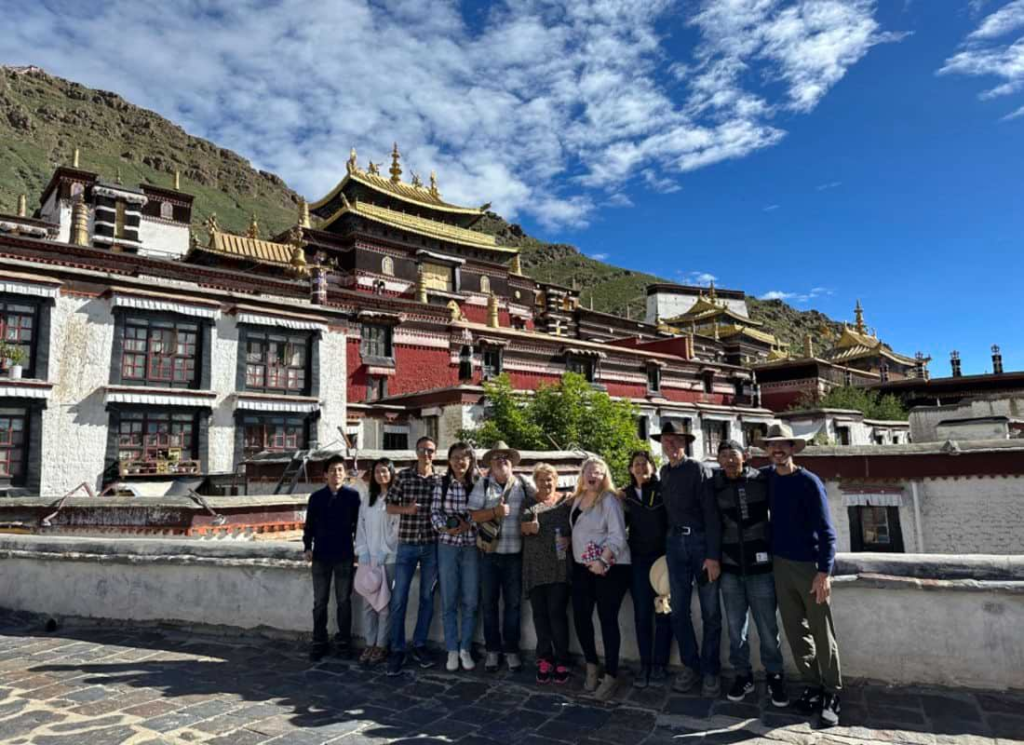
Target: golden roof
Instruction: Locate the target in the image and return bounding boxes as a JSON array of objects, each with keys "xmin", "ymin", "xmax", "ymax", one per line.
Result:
[
  {"xmin": 664, "ymin": 292, "xmax": 763, "ymax": 327},
  {"xmin": 320, "ymin": 198, "xmax": 517, "ymax": 253},
  {"xmin": 195, "ymin": 229, "xmax": 294, "ymax": 265},
  {"xmin": 714, "ymin": 324, "xmax": 777, "ymax": 345}
]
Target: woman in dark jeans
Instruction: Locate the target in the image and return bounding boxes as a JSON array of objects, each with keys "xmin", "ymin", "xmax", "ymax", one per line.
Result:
[{"xmin": 624, "ymin": 450, "xmax": 674, "ymax": 688}]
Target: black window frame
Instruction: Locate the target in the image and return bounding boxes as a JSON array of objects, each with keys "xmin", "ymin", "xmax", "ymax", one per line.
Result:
[
  {"xmin": 848, "ymin": 505, "xmax": 905, "ymax": 553},
  {"xmin": 119, "ymin": 314, "xmax": 202, "ymax": 389},
  {"xmin": 702, "ymin": 419, "xmax": 730, "ymax": 457},
  {"xmin": 0, "ymin": 406, "xmax": 30, "ymax": 486},
  {"xmin": 366, "ymin": 375, "xmax": 388, "ymax": 402},
  {"xmin": 0, "ymin": 297, "xmax": 41, "ymax": 380},
  {"xmin": 115, "ymin": 408, "xmax": 202, "ymax": 477},
  {"xmin": 360, "ymin": 323, "xmax": 394, "ymax": 360},
  {"xmin": 241, "ymin": 414, "xmax": 309, "ymax": 459},
  {"xmin": 383, "ymin": 430, "xmax": 409, "ymax": 450},
  {"xmin": 481, "ymin": 346, "xmax": 503, "ymax": 379},
  {"xmin": 567, "ymin": 356, "xmax": 596, "ymax": 383},
  {"xmin": 242, "ymin": 329, "xmax": 313, "ymax": 396},
  {"xmin": 647, "ymin": 364, "xmax": 661, "ymax": 393}
]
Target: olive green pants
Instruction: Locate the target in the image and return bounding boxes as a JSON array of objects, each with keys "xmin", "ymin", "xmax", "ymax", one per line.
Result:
[{"xmin": 773, "ymin": 557, "xmax": 842, "ymax": 693}]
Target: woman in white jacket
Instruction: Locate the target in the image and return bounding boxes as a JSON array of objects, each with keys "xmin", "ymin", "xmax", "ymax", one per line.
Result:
[{"xmin": 354, "ymin": 457, "xmax": 400, "ymax": 665}]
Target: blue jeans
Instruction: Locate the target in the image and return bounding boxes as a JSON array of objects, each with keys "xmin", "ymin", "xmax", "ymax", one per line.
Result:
[
  {"xmin": 631, "ymin": 553, "xmax": 674, "ymax": 666},
  {"xmin": 720, "ymin": 571, "xmax": 784, "ymax": 676},
  {"xmin": 389, "ymin": 542, "xmax": 438, "ymax": 652},
  {"xmin": 479, "ymin": 552, "xmax": 523, "ymax": 653},
  {"xmin": 438, "ymin": 543, "xmax": 479, "ymax": 652},
  {"xmin": 666, "ymin": 530, "xmax": 722, "ymax": 675}
]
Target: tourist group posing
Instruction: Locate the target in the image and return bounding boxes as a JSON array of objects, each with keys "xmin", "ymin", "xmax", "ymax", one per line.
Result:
[{"xmin": 301, "ymin": 421, "xmax": 842, "ymax": 728}]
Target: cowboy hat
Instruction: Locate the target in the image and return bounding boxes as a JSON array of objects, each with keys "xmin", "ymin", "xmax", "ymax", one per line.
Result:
[
  {"xmin": 354, "ymin": 563, "xmax": 391, "ymax": 613},
  {"xmin": 481, "ymin": 440, "xmax": 522, "ymax": 467},
  {"xmin": 651, "ymin": 420, "xmax": 696, "ymax": 443},
  {"xmin": 649, "ymin": 556, "xmax": 671, "ymax": 614},
  {"xmin": 760, "ymin": 422, "xmax": 808, "ymax": 454}
]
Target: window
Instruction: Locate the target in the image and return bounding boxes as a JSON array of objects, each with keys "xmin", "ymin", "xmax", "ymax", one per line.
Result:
[
  {"xmin": 383, "ymin": 430, "xmax": 409, "ymax": 450},
  {"xmin": 1, "ymin": 300, "xmax": 37, "ymax": 378},
  {"xmin": 647, "ymin": 365, "xmax": 661, "ymax": 393},
  {"xmin": 244, "ymin": 331, "xmax": 309, "ymax": 394},
  {"xmin": 242, "ymin": 415, "xmax": 307, "ymax": 459},
  {"xmin": 637, "ymin": 415, "xmax": 650, "ymax": 440},
  {"xmin": 381, "ymin": 256, "xmax": 394, "ymax": 276},
  {"xmin": 117, "ymin": 410, "xmax": 200, "ymax": 476},
  {"xmin": 423, "ymin": 416, "xmax": 439, "ymax": 445},
  {"xmin": 458, "ymin": 346, "xmax": 473, "ymax": 381},
  {"xmin": 835, "ymin": 426, "xmax": 851, "ymax": 446},
  {"xmin": 567, "ymin": 356, "xmax": 596, "ymax": 382},
  {"xmin": 742, "ymin": 423, "xmax": 768, "ymax": 448},
  {"xmin": 366, "ymin": 376, "xmax": 388, "ymax": 402},
  {"xmin": 0, "ymin": 409, "xmax": 28, "ymax": 484},
  {"xmin": 361, "ymin": 323, "xmax": 393, "ymax": 359},
  {"xmin": 482, "ymin": 346, "xmax": 502, "ymax": 379},
  {"xmin": 703, "ymin": 419, "xmax": 729, "ymax": 457},
  {"xmin": 702, "ymin": 370, "xmax": 715, "ymax": 394},
  {"xmin": 121, "ymin": 316, "xmax": 199, "ymax": 387},
  {"xmin": 848, "ymin": 506, "xmax": 904, "ymax": 553},
  {"xmin": 479, "ymin": 275, "xmax": 491, "ymax": 294}
]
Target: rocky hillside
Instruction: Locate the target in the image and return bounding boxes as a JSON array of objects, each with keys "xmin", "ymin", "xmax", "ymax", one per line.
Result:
[{"xmin": 1, "ymin": 66, "xmax": 843, "ymax": 351}]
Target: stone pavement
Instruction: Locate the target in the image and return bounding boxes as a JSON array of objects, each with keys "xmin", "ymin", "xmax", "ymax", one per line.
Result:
[{"xmin": 0, "ymin": 612, "xmax": 1022, "ymax": 745}]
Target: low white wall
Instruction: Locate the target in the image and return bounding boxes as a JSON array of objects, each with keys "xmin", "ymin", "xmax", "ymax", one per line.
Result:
[{"xmin": 1, "ymin": 536, "xmax": 1022, "ymax": 691}]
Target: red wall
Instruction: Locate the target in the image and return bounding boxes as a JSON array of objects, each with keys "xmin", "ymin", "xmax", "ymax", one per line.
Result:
[
  {"xmin": 347, "ymin": 340, "xmax": 458, "ymax": 402},
  {"xmin": 460, "ymin": 304, "xmax": 512, "ymax": 327}
]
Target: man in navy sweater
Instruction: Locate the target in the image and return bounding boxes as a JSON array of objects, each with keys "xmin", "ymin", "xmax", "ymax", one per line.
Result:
[
  {"xmin": 762, "ymin": 423, "xmax": 842, "ymax": 728},
  {"xmin": 303, "ymin": 454, "xmax": 361, "ymax": 661}
]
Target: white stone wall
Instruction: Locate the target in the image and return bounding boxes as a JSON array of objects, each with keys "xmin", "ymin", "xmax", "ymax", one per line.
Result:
[
  {"xmin": 646, "ymin": 289, "xmax": 749, "ymax": 324},
  {"xmin": 910, "ymin": 394, "xmax": 1024, "ymax": 442},
  {"xmin": 208, "ymin": 316, "xmax": 240, "ymax": 473},
  {"xmin": 316, "ymin": 328, "xmax": 348, "ymax": 449},
  {"xmin": 821, "ymin": 478, "xmax": 922, "ymax": 555},
  {"xmin": 137, "ymin": 218, "xmax": 190, "ymax": 260}
]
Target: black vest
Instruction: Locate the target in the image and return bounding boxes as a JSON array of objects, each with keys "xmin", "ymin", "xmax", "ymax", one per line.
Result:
[{"xmin": 713, "ymin": 467, "xmax": 772, "ymax": 575}]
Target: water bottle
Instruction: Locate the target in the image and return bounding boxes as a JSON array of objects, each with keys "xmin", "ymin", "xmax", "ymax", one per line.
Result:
[{"xmin": 555, "ymin": 527, "xmax": 567, "ymax": 561}]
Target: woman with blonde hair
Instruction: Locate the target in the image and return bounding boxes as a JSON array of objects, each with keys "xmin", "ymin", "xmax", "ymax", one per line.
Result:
[
  {"xmin": 569, "ymin": 456, "xmax": 631, "ymax": 700},
  {"xmin": 521, "ymin": 462, "xmax": 573, "ymax": 684}
]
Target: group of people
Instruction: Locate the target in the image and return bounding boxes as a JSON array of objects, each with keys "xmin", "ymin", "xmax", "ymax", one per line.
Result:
[{"xmin": 301, "ymin": 420, "xmax": 843, "ymax": 728}]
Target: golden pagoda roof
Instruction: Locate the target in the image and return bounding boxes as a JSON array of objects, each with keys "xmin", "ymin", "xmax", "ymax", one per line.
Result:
[
  {"xmin": 820, "ymin": 303, "xmax": 918, "ymax": 367},
  {"xmin": 320, "ymin": 198, "xmax": 517, "ymax": 253},
  {"xmin": 665, "ymin": 291, "xmax": 763, "ymax": 328},
  {"xmin": 714, "ymin": 324, "xmax": 777, "ymax": 345},
  {"xmin": 198, "ymin": 229, "xmax": 294, "ymax": 265}
]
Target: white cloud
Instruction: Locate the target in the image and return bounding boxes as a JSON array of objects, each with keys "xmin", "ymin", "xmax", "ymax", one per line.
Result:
[
  {"xmin": 1002, "ymin": 103, "xmax": 1024, "ymax": 118},
  {"xmin": 816, "ymin": 180, "xmax": 842, "ymax": 190},
  {"xmin": 604, "ymin": 193, "xmax": 634, "ymax": 208},
  {"xmin": 938, "ymin": 0, "xmax": 1024, "ymax": 117},
  {"xmin": 590, "ymin": 252, "xmax": 610, "ymax": 261},
  {"xmin": 0, "ymin": 0, "xmax": 901, "ymax": 229},
  {"xmin": 677, "ymin": 270, "xmax": 718, "ymax": 286},
  {"xmin": 763, "ymin": 204, "xmax": 781, "ymax": 212},
  {"xmin": 759, "ymin": 286, "xmax": 832, "ymax": 303}
]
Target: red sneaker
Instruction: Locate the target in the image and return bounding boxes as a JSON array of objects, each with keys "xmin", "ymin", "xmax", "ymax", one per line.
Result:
[
  {"xmin": 536, "ymin": 659, "xmax": 553, "ymax": 684},
  {"xmin": 553, "ymin": 664, "xmax": 570, "ymax": 684}
]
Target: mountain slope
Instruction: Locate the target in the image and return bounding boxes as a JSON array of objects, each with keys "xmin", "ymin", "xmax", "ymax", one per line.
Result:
[{"xmin": 1, "ymin": 66, "xmax": 843, "ymax": 351}]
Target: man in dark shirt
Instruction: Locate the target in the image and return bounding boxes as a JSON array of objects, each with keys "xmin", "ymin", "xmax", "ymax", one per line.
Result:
[
  {"xmin": 385, "ymin": 436, "xmax": 442, "ymax": 676},
  {"xmin": 714, "ymin": 440, "xmax": 787, "ymax": 708},
  {"xmin": 655, "ymin": 421, "xmax": 722, "ymax": 698},
  {"xmin": 763, "ymin": 423, "xmax": 842, "ymax": 728},
  {"xmin": 303, "ymin": 454, "xmax": 361, "ymax": 662}
]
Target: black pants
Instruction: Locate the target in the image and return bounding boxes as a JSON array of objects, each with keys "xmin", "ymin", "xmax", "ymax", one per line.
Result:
[
  {"xmin": 571, "ymin": 561, "xmax": 630, "ymax": 677},
  {"xmin": 480, "ymin": 552, "xmax": 523, "ymax": 653},
  {"xmin": 631, "ymin": 553, "xmax": 674, "ymax": 666},
  {"xmin": 529, "ymin": 582, "xmax": 571, "ymax": 665},
  {"xmin": 312, "ymin": 559, "xmax": 354, "ymax": 648}
]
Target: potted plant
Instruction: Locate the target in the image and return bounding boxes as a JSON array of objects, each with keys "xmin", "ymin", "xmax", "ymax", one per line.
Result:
[{"xmin": 1, "ymin": 342, "xmax": 27, "ymax": 380}]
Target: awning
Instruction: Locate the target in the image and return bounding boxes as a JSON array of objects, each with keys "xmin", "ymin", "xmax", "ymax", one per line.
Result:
[
  {"xmin": 111, "ymin": 294, "xmax": 218, "ymax": 319},
  {"xmin": 0, "ymin": 384, "xmax": 51, "ymax": 399},
  {"xmin": 105, "ymin": 389, "xmax": 216, "ymax": 408},
  {"xmin": 235, "ymin": 397, "xmax": 320, "ymax": 414},
  {"xmin": 236, "ymin": 312, "xmax": 327, "ymax": 333},
  {"xmin": 0, "ymin": 279, "xmax": 61, "ymax": 299},
  {"xmin": 842, "ymin": 492, "xmax": 904, "ymax": 508}
]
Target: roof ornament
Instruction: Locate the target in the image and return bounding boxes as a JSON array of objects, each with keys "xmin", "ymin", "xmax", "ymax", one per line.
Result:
[
  {"xmin": 854, "ymin": 299, "xmax": 866, "ymax": 334},
  {"xmin": 367, "ymin": 161, "xmax": 381, "ymax": 176},
  {"xmin": 174, "ymin": 170, "xmax": 181, "ymax": 190},
  {"xmin": 72, "ymin": 148, "xmax": 80, "ymax": 168},
  {"xmin": 17, "ymin": 194, "xmax": 27, "ymax": 218},
  {"xmin": 246, "ymin": 213, "xmax": 260, "ymax": 239},
  {"xmin": 70, "ymin": 194, "xmax": 89, "ymax": 246},
  {"xmin": 447, "ymin": 300, "xmax": 465, "ymax": 322},
  {"xmin": 487, "ymin": 294, "xmax": 500, "ymax": 329},
  {"xmin": 287, "ymin": 225, "xmax": 310, "ymax": 278},
  {"xmin": 340, "ymin": 193, "xmax": 351, "ymax": 210},
  {"xmin": 390, "ymin": 143, "xmax": 402, "ymax": 184},
  {"xmin": 708, "ymin": 280, "xmax": 717, "ymax": 302},
  {"xmin": 411, "ymin": 172, "xmax": 423, "ymax": 188},
  {"xmin": 298, "ymin": 198, "xmax": 311, "ymax": 228},
  {"xmin": 429, "ymin": 170, "xmax": 439, "ymax": 197},
  {"xmin": 346, "ymin": 148, "xmax": 358, "ymax": 175},
  {"xmin": 115, "ymin": 167, "xmax": 123, "ymax": 185},
  {"xmin": 479, "ymin": 202, "xmax": 492, "ymax": 212}
]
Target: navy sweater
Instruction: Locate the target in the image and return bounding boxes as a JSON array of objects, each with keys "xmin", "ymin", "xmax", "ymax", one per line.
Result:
[
  {"xmin": 303, "ymin": 485, "xmax": 361, "ymax": 562},
  {"xmin": 766, "ymin": 467, "xmax": 836, "ymax": 574}
]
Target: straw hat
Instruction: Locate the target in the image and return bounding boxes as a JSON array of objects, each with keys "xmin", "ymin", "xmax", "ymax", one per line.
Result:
[
  {"xmin": 760, "ymin": 422, "xmax": 808, "ymax": 454},
  {"xmin": 649, "ymin": 556, "xmax": 672, "ymax": 614},
  {"xmin": 481, "ymin": 440, "xmax": 522, "ymax": 467}
]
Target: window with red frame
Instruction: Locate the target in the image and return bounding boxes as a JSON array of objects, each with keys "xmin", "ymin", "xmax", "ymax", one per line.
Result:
[
  {"xmin": 242, "ymin": 415, "xmax": 306, "ymax": 458},
  {"xmin": 0, "ymin": 300, "xmax": 37, "ymax": 378},
  {"xmin": 0, "ymin": 409, "xmax": 28, "ymax": 482},
  {"xmin": 117, "ymin": 410, "xmax": 195, "ymax": 464},
  {"xmin": 244, "ymin": 331, "xmax": 309, "ymax": 394},
  {"xmin": 121, "ymin": 316, "xmax": 198, "ymax": 387}
]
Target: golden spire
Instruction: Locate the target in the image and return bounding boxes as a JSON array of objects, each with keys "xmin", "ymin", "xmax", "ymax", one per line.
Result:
[
  {"xmin": 298, "ymin": 198, "xmax": 311, "ymax": 229},
  {"xmin": 804, "ymin": 334, "xmax": 814, "ymax": 359},
  {"xmin": 429, "ymin": 170, "xmax": 439, "ymax": 197},
  {"xmin": 510, "ymin": 253, "xmax": 522, "ymax": 276},
  {"xmin": 72, "ymin": 148, "xmax": 80, "ymax": 168},
  {"xmin": 346, "ymin": 148, "xmax": 358, "ymax": 174},
  {"xmin": 247, "ymin": 213, "xmax": 260, "ymax": 239},
  {"xmin": 17, "ymin": 194, "xmax": 27, "ymax": 218},
  {"xmin": 854, "ymin": 299, "xmax": 866, "ymax": 334},
  {"xmin": 389, "ymin": 143, "xmax": 402, "ymax": 184},
  {"xmin": 415, "ymin": 267, "xmax": 428, "ymax": 303},
  {"xmin": 487, "ymin": 294, "xmax": 500, "ymax": 329},
  {"xmin": 70, "ymin": 194, "xmax": 89, "ymax": 246},
  {"xmin": 708, "ymin": 280, "xmax": 717, "ymax": 302},
  {"xmin": 174, "ymin": 170, "xmax": 181, "ymax": 190},
  {"xmin": 288, "ymin": 226, "xmax": 309, "ymax": 278}
]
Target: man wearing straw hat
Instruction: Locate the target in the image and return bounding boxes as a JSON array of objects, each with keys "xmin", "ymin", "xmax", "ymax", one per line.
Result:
[{"xmin": 762, "ymin": 423, "xmax": 842, "ymax": 728}]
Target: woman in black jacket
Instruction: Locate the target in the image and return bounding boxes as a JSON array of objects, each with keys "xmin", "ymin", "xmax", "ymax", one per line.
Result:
[{"xmin": 623, "ymin": 450, "xmax": 674, "ymax": 688}]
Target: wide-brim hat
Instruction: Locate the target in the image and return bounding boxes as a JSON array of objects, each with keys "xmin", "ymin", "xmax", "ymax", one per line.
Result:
[
  {"xmin": 482, "ymin": 440, "xmax": 522, "ymax": 467},
  {"xmin": 651, "ymin": 420, "xmax": 696, "ymax": 443},
  {"xmin": 354, "ymin": 563, "xmax": 391, "ymax": 613},
  {"xmin": 649, "ymin": 556, "xmax": 672, "ymax": 614},
  {"xmin": 760, "ymin": 423, "xmax": 808, "ymax": 454}
]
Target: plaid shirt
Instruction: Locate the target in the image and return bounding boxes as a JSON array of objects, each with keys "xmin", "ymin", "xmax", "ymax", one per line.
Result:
[
  {"xmin": 430, "ymin": 476, "xmax": 477, "ymax": 547},
  {"xmin": 468, "ymin": 474, "xmax": 532, "ymax": 554},
  {"xmin": 387, "ymin": 467, "xmax": 441, "ymax": 546}
]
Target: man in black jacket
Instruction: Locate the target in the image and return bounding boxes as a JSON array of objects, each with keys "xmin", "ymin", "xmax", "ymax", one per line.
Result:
[
  {"xmin": 303, "ymin": 454, "xmax": 361, "ymax": 661},
  {"xmin": 714, "ymin": 440, "xmax": 787, "ymax": 707}
]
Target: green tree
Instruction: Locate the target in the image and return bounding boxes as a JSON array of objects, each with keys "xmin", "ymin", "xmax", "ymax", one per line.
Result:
[
  {"xmin": 459, "ymin": 372, "xmax": 646, "ymax": 485},
  {"xmin": 792, "ymin": 385, "xmax": 908, "ymax": 421}
]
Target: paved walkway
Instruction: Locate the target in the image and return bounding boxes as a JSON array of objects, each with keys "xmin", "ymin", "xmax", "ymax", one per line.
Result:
[{"xmin": 0, "ymin": 612, "xmax": 1021, "ymax": 745}]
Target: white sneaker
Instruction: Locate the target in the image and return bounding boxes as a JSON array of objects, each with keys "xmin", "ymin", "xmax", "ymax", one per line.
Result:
[
  {"xmin": 485, "ymin": 651, "xmax": 500, "ymax": 671},
  {"xmin": 507, "ymin": 653, "xmax": 523, "ymax": 672},
  {"xmin": 460, "ymin": 649, "xmax": 475, "ymax": 671},
  {"xmin": 446, "ymin": 651, "xmax": 459, "ymax": 672}
]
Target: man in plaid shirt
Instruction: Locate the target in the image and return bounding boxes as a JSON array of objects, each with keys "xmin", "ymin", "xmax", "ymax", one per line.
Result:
[{"xmin": 386, "ymin": 436, "xmax": 442, "ymax": 676}]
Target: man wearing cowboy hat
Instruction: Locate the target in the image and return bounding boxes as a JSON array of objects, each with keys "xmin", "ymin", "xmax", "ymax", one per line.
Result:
[
  {"xmin": 762, "ymin": 423, "xmax": 842, "ymax": 728},
  {"xmin": 469, "ymin": 441, "xmax": 534, "ymax": 673},
  {"xmin": 654, "ymin": 420, "xmax": 723, "ymax": 698}
]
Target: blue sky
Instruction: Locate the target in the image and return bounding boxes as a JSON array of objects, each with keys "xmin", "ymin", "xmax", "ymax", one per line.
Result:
[{"xmin": 2, "ymin": 0, "xmax": 1022, "ymax": 374}]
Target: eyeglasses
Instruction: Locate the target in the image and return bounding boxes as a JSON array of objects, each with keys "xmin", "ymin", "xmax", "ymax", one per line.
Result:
[
  {"xmin": 491, "ymin": 456, "xmax": 511, "ymax": 464},
  {"xmin": 417, "ymin": 448, "xmax": 436, "ymax": 455}
]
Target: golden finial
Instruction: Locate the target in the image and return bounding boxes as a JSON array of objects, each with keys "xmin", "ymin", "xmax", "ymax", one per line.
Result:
[
  {"xmin": 287, "ymin": 226, "xmax": 309, "ymax": 277},
  {"xmin": 415, "ymin": 267, "xmax": 428, "ymax": 303},
  {"xmin": 708, "ymin": 280, "xmax": 717, "ymax": 301},
  {"xmin": 429, "ymin": 170, "xmax": 439, "ymax": 197},
  {"xmin": 247, "ymin": 213, "xmax": 260, "ymax": 239},
  {"xmin": 115, "ymin": 167, "xmax": 123, "ymax": 185},
  {"xmin": 72, "ymin": 148, "xmax": 80, "ymax": 168},
  {"xmin": 411, "ymin": 172, "xmax": 423, "ymax": 188},
  {"xmin": 854, "ymin": 299, "xmax": 866, "ymax": 334},
  {"xmin": 804, "ymin": 334, "xmax": 814, "ymax": 359},
  {"xmin": 298, "ymin": 198, "xmax": 311, "ymax": 228},
  {"xmin": 713, "ymin": 320, "xmax": 720, "ymax": 340},
  {"xmin": 204, "ymin": 213, "xmax": 220, "ymax": 242},
  {"xmin": 389, "ymin": 143, "xmax": 402, "ymax": 184},
  {"xmin": 17, "ymin": 194, "xmax": 27, "ymax": 218},
  {"xmin": 70, "ymin": 194, "xmax": 89, "ymax": 246},
  {"xmin": 487, "ymin": 294, "xmax": 500, "ymax": 329},
  {"xmin": 174, "ymin": 170, "xmax": 181, "ymax": 190},
  {"xmin": 346, "ymin": 148, "xmax": 358, "ymax": 174},
  {"xmin": 510, "ymin": 253, "xmax": 522, "ymax": 276},
  {"xmin": 367, "ymin": 161, "xmax": 380, "ymax": 176}
]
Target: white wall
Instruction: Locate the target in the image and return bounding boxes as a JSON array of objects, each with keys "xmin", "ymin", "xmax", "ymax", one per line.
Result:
[
  {"xmin": 645, "ymin": 290, "xmax": 749, "ymax": 324},
  {"xmin": 137, "ymin": 218, "xmax": 190, "ymax": 260},
  {"xmin": 910, "ymin": 394, "xmax": 1024, "ymax": 442},
  {"xmin": 317, "ymin": 328, "xmax": 348, "ymax": 449}
]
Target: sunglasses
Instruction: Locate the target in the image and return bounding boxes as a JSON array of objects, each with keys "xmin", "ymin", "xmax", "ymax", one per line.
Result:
[{"xmin": 417, "ymin": 448, "xmax": 436, "ymax": 455}]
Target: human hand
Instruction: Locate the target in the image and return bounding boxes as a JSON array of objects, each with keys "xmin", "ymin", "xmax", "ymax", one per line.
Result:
[
  {"xmin": 703, "ymin": 559, "xmax": 721, "ymax": 583},
  {"xmin": 587, "ymin": 560, "xmax": 607, "ymax": 576},
  {"xmin": 556, "ymin": 537, "xmax": 570, "ymax": 551},
  {"xmin": 304, "ymin": 550, "xmax": 313, "ymax": 563},
  {"xmin": 521, "ymin": 517, "xmax": 540, "ymax": 535},
  {"xmin": 810, "ymin": 572, "xmax": 831, "ymax": 605},
  {"xmin": 494, "ymin": 503, "xmax": 510, "ymax": 519},
  {"xmin": 445, "ymin": 518, "xmax": 467, "ymax": 536}
]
